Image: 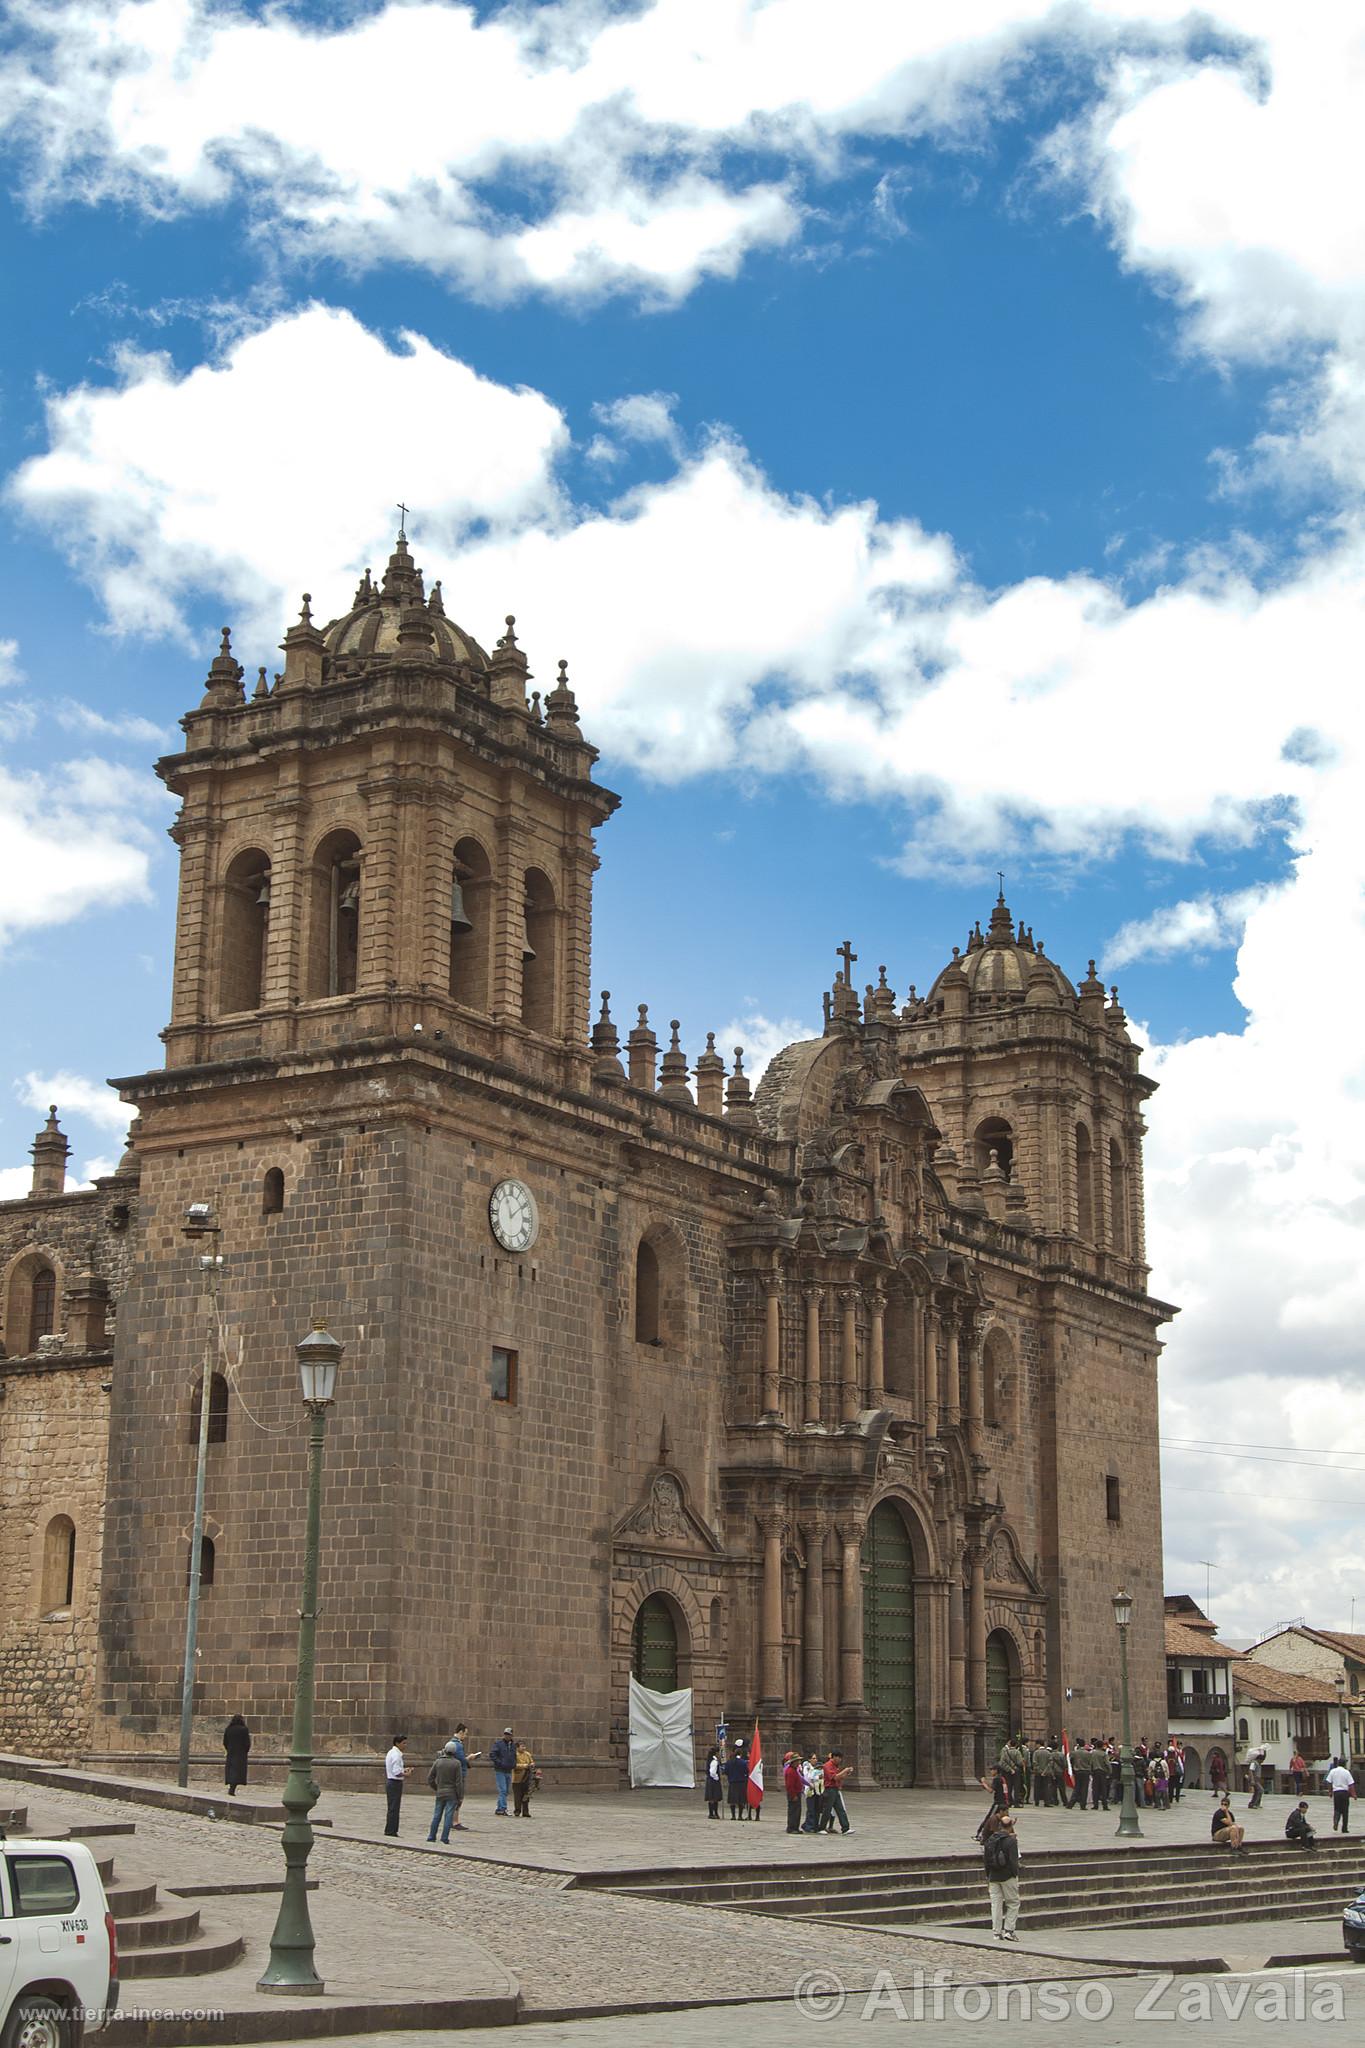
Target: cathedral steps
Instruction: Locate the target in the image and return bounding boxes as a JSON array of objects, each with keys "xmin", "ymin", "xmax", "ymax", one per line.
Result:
[{"xmin": 589, "ymin": 1835, "xmax": 1362, "ymax": 1935}]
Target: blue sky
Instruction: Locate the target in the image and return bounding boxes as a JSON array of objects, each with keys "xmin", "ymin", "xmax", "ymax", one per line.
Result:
[{"xmin": 2, "ymin": 0, "xmax": 1363, "ymax": 1639}]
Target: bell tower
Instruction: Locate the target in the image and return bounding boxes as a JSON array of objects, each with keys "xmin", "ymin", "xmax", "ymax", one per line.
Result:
[{"xmin": 158, "ymin": 527, "xmax": 617, "ymax": 1087}]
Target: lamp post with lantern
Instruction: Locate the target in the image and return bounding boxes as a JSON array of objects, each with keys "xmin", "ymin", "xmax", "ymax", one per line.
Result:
[
  {"xmin": 1112, "ymin": 1589, "xmax": 1143, "ymax": 1839},
  {"xmin": 258, "ymin": 1319, "xmax": 343, "ymax": 1995}
]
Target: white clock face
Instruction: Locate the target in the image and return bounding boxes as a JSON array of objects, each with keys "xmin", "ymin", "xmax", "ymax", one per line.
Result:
[{"xmin": 489, "ymin": 1178, "xmax": 538, "ymax": 1252}]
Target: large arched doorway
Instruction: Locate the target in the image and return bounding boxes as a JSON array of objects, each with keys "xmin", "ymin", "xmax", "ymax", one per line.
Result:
[
  {"xmin": 631, "ymin": 1594, "xmax": 679, "ymax": 1693},
  {"xmin": 985, "ymin": 1630, "xmax": 1019, "ymax": 1758},
  {"xmin": 863, "ymin": 1501, "xmax": 917, "ymax": 1785}
]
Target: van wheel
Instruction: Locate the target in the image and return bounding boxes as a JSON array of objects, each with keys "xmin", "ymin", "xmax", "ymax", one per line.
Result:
[{"xmin": 2, "ymin": 1997, "xmax": 71, "ymax": 2048}]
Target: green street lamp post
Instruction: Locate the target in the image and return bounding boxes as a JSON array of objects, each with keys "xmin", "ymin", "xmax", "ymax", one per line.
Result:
[
  {"xmin": 258, "ymin": 1320, "xmax": 343, "ymax": 1996},
  {"xmin": 1112, "ymin": 1589, "xmax": 1142, "ymax": 1839}
]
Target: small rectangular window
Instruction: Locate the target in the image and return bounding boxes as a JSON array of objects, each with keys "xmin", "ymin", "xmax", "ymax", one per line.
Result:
[
  {"xmin": 491, "ymin": 1347, "xmax": 518, "ymax": 1404},
  {"xmin": 1105, "ymin": 1475, "xmax": 1121, "ymax": 1523},
  {"xmin": 8, "ymin": 1854, "xmax": 79, "ymax": 1916}
]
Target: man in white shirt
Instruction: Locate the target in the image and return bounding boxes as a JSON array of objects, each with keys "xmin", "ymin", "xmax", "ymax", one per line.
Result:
[
  {"xmin": 1325, "ymin": 1756, "xmax": 1356, "ymax": 1835},
  {"xmin": 384, "ymin": 1733, "xmax": 410, "ymax": 1837}
]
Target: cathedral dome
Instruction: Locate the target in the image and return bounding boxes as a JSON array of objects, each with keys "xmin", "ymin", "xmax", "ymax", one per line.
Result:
[
  {"xmin": 323, "ymin": 531, "xmax": 490, "ymax": 671},
  {"xmin": 924, "ymin": 892, "xmax": 1075, "ymax": 1005}
]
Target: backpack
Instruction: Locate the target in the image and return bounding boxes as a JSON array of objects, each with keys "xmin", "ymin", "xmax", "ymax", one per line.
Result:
[{"xmin": 984, "ymin": 1829, "xmax": 1014, "ymax": 1876}]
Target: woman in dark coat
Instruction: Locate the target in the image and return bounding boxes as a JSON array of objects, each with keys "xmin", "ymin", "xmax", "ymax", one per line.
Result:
[{"xmin": 223, "ymin": 1714, "xmax": 251, "ymax": 1796}]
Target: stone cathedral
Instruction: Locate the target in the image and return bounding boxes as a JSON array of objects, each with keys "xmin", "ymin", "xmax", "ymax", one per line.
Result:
[{"xmin": 0, "ymin": 529, "xmax": 1172, "ymax": 1785}]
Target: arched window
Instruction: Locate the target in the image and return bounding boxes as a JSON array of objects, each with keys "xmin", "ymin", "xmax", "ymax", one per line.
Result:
[
  {"xmin": 189, "ymin": 1372, "xmax": 230, "ymax": 1446},
  {"xmin": 219, "ymin": 849, "xmax": 271, "ymax": 1013},
  {"xmin": 1076, "ymin": 1123, "xmax": 1094, "ymax": 1239},
  {"xmin": 28, "ymin": 1265, "xmax": 57, "ymax": 1350},
  {"xmin": 40, "ymin": 1514, "xmax": 76, "ymax": 1614},
  {"xmin": 449, "ymin": 837, "xmax": 493, "ymax": 1011},
  {"xmin": 521, "ymin": 867, "xmax": 557, "ymax": 1034},
  {"xmin": 631, "ymin": 1594, "xmax": 679, "ymax": 1692},
  {"xmin": 974, "ymin": 1116, "xmax": 1014, "ymax": 1181},
  {"xmin": 188, "ymin": 1535, "xmax": 216, "ymax": 1588},
  {"xmin": 1109, "ymin": 1140, "xmax": 1128, "ymax": 1254},
  {"xmin": 306, "ymin": 829, "xmax": 362, "ymax": 998},
  {"xmin": 1237, "ymin": 1717, "xmax": 1249, "ymax": 1743},
  {"xmin": 635, "ymin": 1239, "xmax": 661, "ymax": 1343},
  {"xmin": 263, "ymin": 1167, "xmax": 285, "ymax": 1215}
]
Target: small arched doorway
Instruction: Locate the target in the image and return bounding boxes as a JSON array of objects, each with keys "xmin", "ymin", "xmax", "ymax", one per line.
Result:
[
  {"xmin": 631, "ymin": 1594, "xmax": 679, "ymax": 1693},
  {"xmin": 985, "ymin": 1629, "xmax": 1019, "ymax": 1757},
  {"xmin": 863, "ymin": 1501, "xmax": 917, "ymax": 1786}
]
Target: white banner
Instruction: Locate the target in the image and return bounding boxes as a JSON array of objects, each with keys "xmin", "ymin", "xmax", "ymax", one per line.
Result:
[{"xmin": 628, "ymin": 1675, "xmax": 695, "ymax": 1787}]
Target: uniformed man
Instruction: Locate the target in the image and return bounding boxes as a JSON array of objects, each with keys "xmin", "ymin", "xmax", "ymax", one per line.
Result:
[
  {"xmin": 1071, "ymin": 1738, "xmax": 1092, "ymax": 1810},
  {"xmin": 999, "ymin": 1737, "xmax": 1026, "ymax": 1807},
  {"xmin": 1091, "ymin": 1738, "xmax": 1110, "ymax": 1810},
  {"xmin": 1033, "ymin": 1739, "xmax": 1053, "ymax": 1804}
]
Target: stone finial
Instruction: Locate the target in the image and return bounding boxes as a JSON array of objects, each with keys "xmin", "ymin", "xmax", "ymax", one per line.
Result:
[
  {"xmin": 428, "ymin": 578, "xmax": 445, "ymax": 616},
  {"xmin": 967, "ymin": 919, "xmax": 984, "ymax": 951},
  {"xmin": 1079, "ymin": 956, "xmax": 1107, "ymax": 1025},
  {"xmin": 986, "ymin": 891, "xmax": 1014, "ymax": 944},
  {"xmin": 695, "ymin": 1030, "xmax": 726, "ymax": 1117},
  {"xmin": 545, "ymin": 656, "xmax": 582, "ymax": 735},
  {"xmin": 199, "ymin": 624, "xmax": 245, "ymax": 709},
  {"xmin": 351, "ymin": 567, "xmax": 376, "ymax": 609},
  {"xmin": 658, "ymin": 1414, "xmax": 672, "ymax": 1465},
  {"xmin": 397, "ymin": 599, "xmax": 436, "ymax": 651},
  {"xmin": 280, "ymin": 587, "xmax": 326, "ymax": 687},
  {"xmin": 1106, "ymin": 983, "xmax": 1131, "ymax": 1038},
  {"xmin": 253, "ymin": 665, "xmax": 269, "ymax": 699},
  {"xmin": 725, "ymin": 1047, "xmax": 759, "ymax": 1129},
  {"xmin": 489, "ymin": 613, "xmax": 530, "ymax": 710},
  {"xmin": 657, "ymin": 1019, "xmax": 693, "ymax": 1105},
  {"xmin": 529, "ymin": 689, "xmax": 543, "ymax": 726},
  {"xmin": 627, "ymin": 1004, "xmax": 658, "ymax": 1092},
  {"xmin": 590, "ymin": 990, "xmax": 625, "ymax": 1085},
  {"xmin": 380, "ymin": 529, "xmax": 422, "ymax": 607},
  {"xmin": 866, "ymin": 963, "xmax": 897, "ymax": 1023},
  {"xmin": 30, "ymin": 1104, "xmax": 70, "ymax": 1198}
]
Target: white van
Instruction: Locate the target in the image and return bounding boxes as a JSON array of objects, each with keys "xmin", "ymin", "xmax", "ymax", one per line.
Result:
[{"xmin": 0, "ymin": 1840, "xmax": 117, "ymax": 2048}]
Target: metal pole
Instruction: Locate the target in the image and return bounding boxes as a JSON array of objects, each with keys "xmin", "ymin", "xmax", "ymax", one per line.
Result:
[
  {"xmin": 1115, "ymin": 1620, "xmax": 1142, "ymax": 1838},
  {"xmin": 258, "ymin": 1398, "xmax": 328, "ymax": 1993},
  {"xmin": 177, "ymin": 1245, "xmax": 220, "ymax": 1789}
]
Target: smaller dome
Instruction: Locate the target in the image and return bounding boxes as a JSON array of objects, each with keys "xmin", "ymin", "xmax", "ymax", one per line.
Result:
[
  {"xmin": 323, "ymin": 531, "xmax": 490, "ymax": 671},
  {"xmin": 924, "ymin": 893, "xmax": 1075, "ymax": 1006}
]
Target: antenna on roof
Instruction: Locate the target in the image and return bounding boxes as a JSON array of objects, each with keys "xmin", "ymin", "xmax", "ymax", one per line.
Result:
[{"xmin": 1198, "ymin": 1559, "xmax": 1218, "ymax": 1618}]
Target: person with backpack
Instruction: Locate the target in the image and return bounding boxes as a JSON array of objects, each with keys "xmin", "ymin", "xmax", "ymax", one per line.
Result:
[{"xmin": 982, "ymin": 1810, "xmax": 1021, "ymax": 1940}]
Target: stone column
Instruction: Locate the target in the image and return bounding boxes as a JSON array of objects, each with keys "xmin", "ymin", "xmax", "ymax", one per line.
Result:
[
  {"xmin": 923, "ymin": 1304, "xmax": 940, "ymax": 1437},
  {"xmin": 949, "ymin": 1571, "xmax": 966, "ymax": 1710},
  {"xmin": 803, "ymin": 1287, "xmax": 823, "ymax": 1428},
  {"xmin": 866, "ymin": 1287, "xmax": 885, "ymax": 1406},
  {"xmin": 802, "ymin": 1515, "xmax": 828, "ymax": 1708},
  {"xmin": 839, "ymin": 1288, "xmax": 859, "ymax": 1424},
  {"xmin": 837, "ymin": 1521, "xmax": 865, "ymax": 1707},
  {"xmin": 968, "ymin": 1545, "xmax": 988, "ymax": 1712},
  {"xmin": 966, "ymin": 1327, "xmax": 985, "ymax": 1457},
  {"xmin": 760, "ymin": 1507, "xmax": 786, "ymax": 1706},
  {"xmin": 762, "ymin": 1277, "xmax": 782, "ymax": 1421},
  {"xmin": 944, "ymin": 1316, "xmax": 961, "ymax": 1427}
]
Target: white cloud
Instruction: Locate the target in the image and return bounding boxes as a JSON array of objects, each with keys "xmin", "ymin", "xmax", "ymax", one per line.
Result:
[
  {"xmin": 0, "ymin": 1164, "xmax": 32, "ymax": 1201},
  {"xmin": 53, "ymin": 699, "xmax": 167, "ymax": 744},
  {"xmin": 16, "ymin": 1070, "xmax": 133, "ymax": 1136},
  {"xmin": 590, "ymin": 391, "xmax": 682, "ymax": 458},
  {"xmin": 1102, "ymin": 886, "xmax": 1270, "ymax": 970},
  {"xmin": 0, "ymin": 756, "xmax": 157, "ymax": 955},
  {"xmin": 0, "ymin": 637, "xmax": 22, "ymax": 687},
  {"xmin": 718, "ymin": 1010, "xmax": 817, "ymax": 1086}
]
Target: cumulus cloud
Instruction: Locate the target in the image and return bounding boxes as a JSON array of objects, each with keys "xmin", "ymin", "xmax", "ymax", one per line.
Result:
[
  {"xmin": 0, "ymin": 755, "xmax": 158, "ymax": 956},
  {"xmin": 718, "ymin": 1010, "xmax": 817, "ymax": 1086},
  {"xmin": 590, "ymin": 391, "xmax": 682, "ymax": 458},
  {"xmin": 15, "ymin": 1069, "xmax": 131, "ymax": 1134},
  {"xmin": 53, "ymin": 699, "xmax": 167, "ymax": 744},
  {"xmin": 0, "ymin": 636, "xmax": 22, "ymax": 687},
  {"xmin": 1102, "ymin": 886, "xmax": 1270, "ymax": 969}
]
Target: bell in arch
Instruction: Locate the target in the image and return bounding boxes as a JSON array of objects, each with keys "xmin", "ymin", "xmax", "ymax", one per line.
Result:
[
  {"xmin": 449, "ymin": 874, "xmax": 473, "ymax": 932},
  {"xmin": 337, "ymin": 869, "xmax": 360, "ymax": 914},
  {"xmin": 520, "ymin": 896, "xmax": 536, "ymax": 963},
  {"xmin": 254, "ymin": 874, "xmax": 272, "ymax": 910}
]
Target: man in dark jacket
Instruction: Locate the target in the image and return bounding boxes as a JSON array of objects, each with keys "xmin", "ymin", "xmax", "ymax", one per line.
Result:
[
  {"xmin": 223, "ymin": 1714, "xmax": 251, "ymax": 1797},
  {"xmin": 983, "ymin": 1812, "xmax": 1021, "ymax": 1940},
  {"xmin": 1285, "ymin": 1801, "xmax": 1316, "ymax": 1849},
  {"xmin": 489, "ymin": 1728, "xmax": 516, "ymax": 1816},
  {"xmin": 427, "ymin": 1743, "xmax": 463, "ymax": 1845}
]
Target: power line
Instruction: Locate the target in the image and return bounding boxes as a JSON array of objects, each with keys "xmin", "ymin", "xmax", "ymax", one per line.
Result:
[
  {"xmin": 1160, "ymin": 1443, "xmax": 1365, "ymax": 1473},
  {"xmin": 1162, "ymin": 1434, "xmax": 1365, "ymax": 1460},
  {"xmin": 1164, "ymin": 1483, "xmax": 1365, "ymax": 1509}
]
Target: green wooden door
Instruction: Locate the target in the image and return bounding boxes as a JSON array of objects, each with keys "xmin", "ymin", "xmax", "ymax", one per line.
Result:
[
  {"xmin": 986, "ymin": 1632, "xmax": 1014, "ymax": 1756},
  {"xmin": 863, "ymin": 1502, "xmax": 916, "ymax": 1785},
  {"xmin": 631, "ymin": 1595, "xmax": 678, "ymax": 1692}
]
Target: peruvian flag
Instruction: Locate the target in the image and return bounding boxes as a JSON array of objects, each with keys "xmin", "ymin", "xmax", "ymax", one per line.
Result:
[
  {"xmin": 1061, "ymin": 1729, "xmax": 1076, "ymax": 1791},
  {"xmin": 746, "ymin": 1720, "xmax": 764, "ymax": 1808}
]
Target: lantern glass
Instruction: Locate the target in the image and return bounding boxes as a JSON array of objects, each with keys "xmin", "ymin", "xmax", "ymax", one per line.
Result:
[
  {"xmin": 296, "ymin": 1322, "xmax": 342, "ymax": 1405},
  {"xmin": 1112, "ymin": 1589, "xmax": 1133, "ymax": 1631}
]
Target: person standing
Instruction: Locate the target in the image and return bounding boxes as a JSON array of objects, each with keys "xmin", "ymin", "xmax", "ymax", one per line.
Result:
[
  {"xmin": 822, "ymin": 1752, "xmax": 852, "ymax": 1834},
  {"xmin": 1326, "ymin": 1756, "xmax": 1356, "ymax": 1834},
  {"xmin": 489, "ymin": 1727, "xmax": 516, "ymax": 1816},
  {"xmin": 1168, "ymin": 1741, "xmax": 1184, "ymax": 1803},
  {"xmin": 982, "ymin": 1811, "xmax": 1021, "ymax": 1941},
  {"xmin": 705, "ymin": 1746, "xmax": 724, "ymax": 1820},
  {"xmin": 223, "ymin": 1714, "xmax": 251, "ymax": 1798},
  {"xmin": 1032, "ymin": 1739, "xmax": 1052, "ymax": 1805},
  {"xmin": 1090, "ymin": 1740, "xmax": 1110, "ymax": 1812},
  {"xmin": 427, "ymin": 1742, "xmax": 463, "ymax": 1845},
  {"xmin": 1245, "ymin": 1745, "xmax": 1265, "ymax": 1809},
  {"xmin": 384, "ymin": 1734, "xmax": 409, "ymax": 1836},
  {"xmin": 1209, "ymin": 1749, "xmax": 1227, "ymax": 1797},
  {"xmin": 1289, "ymin": 1748, "xmax": 1308, "ymax": 1798},
  {"xmin": 782, "ymin": 1752, "xmax": 803, "ymax": 1833},
  {"xmin": 1000, "ymin": 1737, "xmax": 1025, "ymax": 1807},
  {"xmin": 800, "ymin": 1752, "xmax": 824, "ymax": 1834},
  {"xmin": 724, "ymin": 1746, "xmax": 749, "ymax": 1820},
  {"xmin": 512, "ymin": 1738, "xmax": 538, "ymax": 1817},
  {"xmin": 450, "ymin": 1723, "xmax": 479, "ymax": 1830},
  {"xmin": 1070, "ymin": 1740, "xmax": 1091, "ymax": 1812}
]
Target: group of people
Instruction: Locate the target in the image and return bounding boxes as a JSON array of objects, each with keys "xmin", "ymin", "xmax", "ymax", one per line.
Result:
[
  {"xmin": 382, "ymin": 1725, "xmax": 540, "ymax": 1841},
  {"xmin": 783, "ymin": 1751, "xmax": 853, "ymax": 1834}
]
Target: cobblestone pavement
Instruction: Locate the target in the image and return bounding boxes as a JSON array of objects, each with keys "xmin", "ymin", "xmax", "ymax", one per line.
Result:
[
  {"xmin": 16, "ymin": 1780, "xmax": 1109, "ymax": 2024},
  {"xmin": 249, "ymin": 1968, "xmax": 1365, "ymax": 2048}
]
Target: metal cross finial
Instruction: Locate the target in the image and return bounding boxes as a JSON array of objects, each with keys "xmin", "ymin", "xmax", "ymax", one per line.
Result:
[
  {"xmin": 997, "ymin": 870, "xmax": 1005, "ymax": 898},
  {"xmin": 837, "ymin": 938, "xmax": 857, "ymax": 984},
  {"xmin": 396, "ymin": 501, "xmax": 409, "ymax": 539}
]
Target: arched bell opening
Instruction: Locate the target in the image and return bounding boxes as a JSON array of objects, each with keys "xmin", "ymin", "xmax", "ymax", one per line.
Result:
[
  {"xmin": 974, "ymin": 1116, "xmax": 1014, "ymax": 1181},
  {"xmin": 449, "ymin": 836, "xmax": 493, "ymax": 1010},
  {"xmin": 219, "ymin": 848, "xmax": 272, "ymax": 1013},
  {"xmin": 1076, "ymin": 1122, "xmax": 1094, "ymax": 1240},
  {"xmin": 521, "ymin": 867, "xmax": 557, "ymax": 1033},
  {"xmin": 306, "ymin": 829, "xmax": 362, "ymax": 998}
]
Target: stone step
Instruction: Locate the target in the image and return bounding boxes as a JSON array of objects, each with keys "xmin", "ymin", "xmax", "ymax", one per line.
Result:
[
  {"xmin": 746, "ymin": 1855, "xmax": 1356, "ymax": 1913},
  {"xmin": 118, "ymin": 1919, "xmax": 245, "ymax": 1980},
  {"xmin": 105, "ymin": 1877, "xmax": 159, "ymax": 1918},
  {"xmin": 820, "ymin": 1876, "xmax": 1358, "ymax": 1934},
  {"xmin": 115, "ymin": 1903, "xmax": 205, "ymax": 1951}
]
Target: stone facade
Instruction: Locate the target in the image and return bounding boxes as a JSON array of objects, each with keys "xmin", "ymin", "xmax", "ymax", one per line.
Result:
[{"xmin": 0, "ymin": 529, "xmax": 1174, "ymax": 1780}]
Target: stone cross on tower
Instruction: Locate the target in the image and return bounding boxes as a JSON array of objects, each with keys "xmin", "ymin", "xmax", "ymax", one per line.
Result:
[{"xmin": 837, "ymin": 939, "xmax": 858, "ymax": 985}]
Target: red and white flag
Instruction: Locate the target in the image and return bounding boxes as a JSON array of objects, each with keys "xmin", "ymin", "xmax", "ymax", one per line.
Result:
[
  {"xmin": 747, "ymin": 1720, "xmax": 764, "ymax": 1807},
  {"xmin": 1061, "ymin": 1730, "xmax": 1076, "ymax": 1790}
]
